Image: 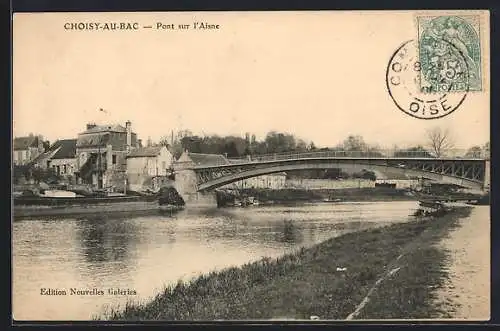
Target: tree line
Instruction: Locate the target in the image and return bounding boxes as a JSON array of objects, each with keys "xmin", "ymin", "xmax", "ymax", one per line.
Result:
[
  {"xmin": 158, "ymin": 131, "xmax": 388, "ymax": 159},
  {"xmin": 155, "ymin": 127, "xmax": 489, "ymax": 160}
]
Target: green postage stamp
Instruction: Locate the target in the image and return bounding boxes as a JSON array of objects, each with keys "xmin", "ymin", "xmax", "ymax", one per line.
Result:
[{"xmin": 417, "ymin": 15, "xmax": 482, "ymax": 93}]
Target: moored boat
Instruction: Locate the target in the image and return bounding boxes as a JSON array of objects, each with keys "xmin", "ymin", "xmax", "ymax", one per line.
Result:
[{"xmin": 13, "ymin": 187, "xmax": 185, "ymax": 219}]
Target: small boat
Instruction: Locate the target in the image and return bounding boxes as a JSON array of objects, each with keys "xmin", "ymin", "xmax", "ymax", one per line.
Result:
[{"xmin": 413, "ymin": 199, "xmax": 448, "ymax": 217}]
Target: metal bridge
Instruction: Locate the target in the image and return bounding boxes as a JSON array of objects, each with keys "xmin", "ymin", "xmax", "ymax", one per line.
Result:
[{"xmin": 176, "ymin": 149, "xmax": 488, "ymax": 192}]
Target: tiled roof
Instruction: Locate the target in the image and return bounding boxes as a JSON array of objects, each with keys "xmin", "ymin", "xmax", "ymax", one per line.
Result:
[
  {"xmin": 127, "ymin": 146, "xmax": 163, "ymax": 158},
  {"xmin": 188, "ymin": 153, "xmax": 229, "ymax": 166},
  {"xmin": 76, "ymin": 133, "xmax": 111, "ymax": 148},
  {"xmin": 81, "ymin": 124, "xmax": 128, "ymax": 134},
  {"xmin": 13, "ymin": 136, "xmax": 40, "ymax": 151},
  {"xmin": 51, "ymin": 139, "xmax": 77, "ymax": 159}
]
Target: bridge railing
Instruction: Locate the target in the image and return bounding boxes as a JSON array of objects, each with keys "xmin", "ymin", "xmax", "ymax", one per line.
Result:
[{"xmin": 226, "ymin": 149, "xmax": 479, "ymax": 163}]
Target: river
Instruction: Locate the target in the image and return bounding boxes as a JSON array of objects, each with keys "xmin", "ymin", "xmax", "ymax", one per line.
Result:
[{"xmin": 13, "ymin": 201, "xmax": 420, "ymax": 320}]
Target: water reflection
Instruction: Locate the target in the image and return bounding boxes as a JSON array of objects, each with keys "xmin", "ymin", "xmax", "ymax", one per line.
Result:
[
  {"xmin": 275, "ymin": 220, "xmax": 304, "ymax": 244},
  {"xmin": 75, "ymin": 215, "xmax": 140, "ymax": 266}
]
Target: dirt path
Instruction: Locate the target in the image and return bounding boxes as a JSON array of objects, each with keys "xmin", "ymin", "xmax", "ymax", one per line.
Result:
[{"xmin": 435, "ymin": 206, "xmax": 490, "ymax": 320}]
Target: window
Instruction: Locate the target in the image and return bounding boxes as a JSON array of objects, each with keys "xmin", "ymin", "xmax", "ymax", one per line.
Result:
[{"xmin": 112, "ymin": 155, "xmax": 117, "ymax": 165}]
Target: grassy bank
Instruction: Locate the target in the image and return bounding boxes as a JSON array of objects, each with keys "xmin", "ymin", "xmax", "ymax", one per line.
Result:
[{"xmin": 101, "ymin": 207, "xmax": 470, "ymax": 320}]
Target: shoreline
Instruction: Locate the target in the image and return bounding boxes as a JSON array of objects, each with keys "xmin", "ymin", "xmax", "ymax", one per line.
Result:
[
  {"xmin": 13, "ymin": 194, "xmax": 414, "ymax": 219},
  {"xmin": 13, "ymin": 202, "xmax": 184, "ymax": 220},
  {"xmin": 100, "ymin": 206, "xmax": 473, "ymax": 320},
  {"xmin": 432, "ymin": 206, "xmax": 490, "ymax": 319}
]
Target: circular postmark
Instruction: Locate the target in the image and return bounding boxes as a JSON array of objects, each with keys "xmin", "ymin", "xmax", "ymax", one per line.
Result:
[{"xmin": 386, "ymin": 39, "xmax": 469, "ymax": 120}]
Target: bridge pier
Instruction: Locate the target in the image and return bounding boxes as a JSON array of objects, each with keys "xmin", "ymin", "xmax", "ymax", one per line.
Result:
[
  {"xmin": 173, "ymin": 167, "xmax": 217, "ymax": 207},
  {"xmin": 484, "ymin": 160, "xmax": 490, "ymax": 193}
]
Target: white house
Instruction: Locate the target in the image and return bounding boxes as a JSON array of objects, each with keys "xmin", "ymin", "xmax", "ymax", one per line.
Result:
[{"xmin": 126, "ymin": 145, "xmax": 174, "ymax": 192}]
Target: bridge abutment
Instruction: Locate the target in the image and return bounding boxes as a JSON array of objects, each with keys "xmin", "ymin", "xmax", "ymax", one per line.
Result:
[{"xmin": 173, "ymin": 167, "xmax": 216, "ymax": 207}]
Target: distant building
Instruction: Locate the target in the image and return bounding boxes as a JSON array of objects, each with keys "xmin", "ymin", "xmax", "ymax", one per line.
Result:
[
  {"xmin": 126, "ymin": 146, "xmax": 175, "ymax": 192},
  {"xmin": 375, "ymin": 176, "xmax": 420, "ymax": 189},
  {"xmin": 232, "ymin": 173, "xmax": 288, "ymax": 189},
  {"xmin": 74, "ymin": 121, "xmax": 140, "ymax": 190},
  {"xmin": 285, "ymin": 178, "xmax": 375, "ymax": 190},
  {"xmin": 13, "ymin": 135, "xmax": 45, "ymax": 165},
  {"xmin": 33, "ymin": 139, "xmax": 77, "ymax": 180}
]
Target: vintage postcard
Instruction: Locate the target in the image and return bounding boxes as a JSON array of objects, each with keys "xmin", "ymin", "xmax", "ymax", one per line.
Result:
[{"xmin": 12, "ymin": 10, "xmax": 490, "ymax": 322}]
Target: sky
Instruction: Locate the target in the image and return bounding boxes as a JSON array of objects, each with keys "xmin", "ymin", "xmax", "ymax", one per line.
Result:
[{"xmin": 13, "ymin": 11, "xmax": 490, "ymax": 149}]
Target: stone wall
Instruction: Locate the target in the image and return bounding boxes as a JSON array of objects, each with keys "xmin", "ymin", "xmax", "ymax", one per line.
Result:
[
  {"xmin": 285, "ymin": 178, "xmax": 375, "ymax": 190},
  {"xmin": 105, "ymin": 171, "xmax": 127, "ymax": 192}
]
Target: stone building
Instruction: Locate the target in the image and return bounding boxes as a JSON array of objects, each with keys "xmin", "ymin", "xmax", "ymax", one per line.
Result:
[
  {"xmin": 74, "ymin": 121, "xmax": 140, "ymax": 191},
  {"xmin": 33, "ymin": 139, "xmax": 78, "ymax": 181},
  {"xmin": 126, "ymin": 145, "xmax": 174, "ymax": 192},
  {"xmin": 13, "ymin": 135, "xmax": 45, "ymax": 166}
]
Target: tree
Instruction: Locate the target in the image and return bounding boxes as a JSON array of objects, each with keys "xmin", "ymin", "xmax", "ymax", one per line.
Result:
[
  {"xmin": 342, "ymin": 135, "xmax": 368, "ymax": 151},
  {"xmin": 295, "ymin": 139, "xmax": 308, "ymax": 152},
  {"xmin": 42, "ymin": 141, "xmax": 51, "ymax": 152},
  {"xmin": 264, "ymin": 131, "xmax": 297, "ymax": 153},
  {"xmin": 307, "ymin": 142, "xmax": 316, "ymax": 151},
  {"xmin": 223, "ymin": 141, "xmax": 239, "ymax": 158},
  {"xmin": 158, "ymin": 136, "xmax": 171, "ymax": 147},
  {"xmin": 181, "ymin": 136, "xmax": 203, "ymax": 153},
  {"xmin": 483, "ymin": 142, "xmax": 490, "ymax": 159},
  {"xmin": 426, "ymin": 127, "xmax": 454, "ymax": 157},
  {"xmin": 465, "ymin": 145, "xmax": 483, "ymax": 158}
]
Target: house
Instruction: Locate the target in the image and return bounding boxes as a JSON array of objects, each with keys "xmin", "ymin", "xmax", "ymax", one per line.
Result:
[
  {"xmin": 32, "ymin": 139, "xmax": 77, "ymax": 180},
  {"xmin": 74, "ymin": 121, "xmax": 140, "ymax": 190},
  {"xmin": 13, "ymin": 135, "xmax": 45, "ymax": 165},
  {"xmin": 126, "ymin": 145, "xmax": 175, "ymax": 192}
]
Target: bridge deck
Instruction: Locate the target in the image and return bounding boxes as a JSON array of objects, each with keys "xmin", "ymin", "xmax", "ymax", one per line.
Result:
[{"xmin": 173, "ymin": 151, "xmax": 487, "ymax": 192}]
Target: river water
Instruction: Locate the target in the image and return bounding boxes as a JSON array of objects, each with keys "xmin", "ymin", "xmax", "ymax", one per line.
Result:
[{"xmin": 13, "ymin": 201, "xmax": 420, "ymax": 320}]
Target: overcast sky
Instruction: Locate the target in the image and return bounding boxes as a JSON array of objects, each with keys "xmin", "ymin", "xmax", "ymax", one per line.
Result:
[{"xmin": 13, "ymin": 11, "xmax": 489, "ymax": 149}]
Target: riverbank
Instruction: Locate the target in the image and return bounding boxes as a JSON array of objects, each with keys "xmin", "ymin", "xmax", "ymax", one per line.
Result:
[
  {"xmin": 244, "ymin": 187, "xmax": 415, "ymax": 202},
  {"xmin": 433, "ymin": 206, "xmax": 490, "ymax": 319},
  {"xmin": 217, "ymin": 188, "xmax": 416, "ymax": 207},
  {"xmin": 101, "ymin": 206, "xmax": 472, "ymax": 320}
]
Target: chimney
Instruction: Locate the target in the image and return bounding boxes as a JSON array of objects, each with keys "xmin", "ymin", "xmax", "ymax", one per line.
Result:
[
  {"xmin": 125, "ymin": 121, "xmax": 132, "ymax": 151},
  {"xmin": 86, "ymin": 123, "xmax": 97, "ymax": 130}
]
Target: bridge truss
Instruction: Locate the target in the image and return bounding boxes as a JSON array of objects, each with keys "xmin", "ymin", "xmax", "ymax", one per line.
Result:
[{"xmin": 191, "ymin": 156, "xmax": 486, "ymax": 191}]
